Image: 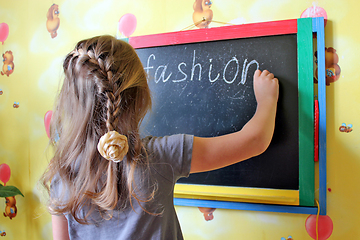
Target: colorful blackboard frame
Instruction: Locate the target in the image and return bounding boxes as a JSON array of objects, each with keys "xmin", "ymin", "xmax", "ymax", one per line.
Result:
[{"xmin": 129, "ymin": 17, "xmax": 326, "ymax": 215}]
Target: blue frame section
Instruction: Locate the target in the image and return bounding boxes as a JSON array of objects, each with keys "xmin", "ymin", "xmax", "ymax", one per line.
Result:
[
  {"xmin": 174, "ymin": 17, "xmax": 326, "ymax": 215},
  {"xmin": 313, "ymin": 17, "xmax": 327, "ymax": 216},
  {"xmin": 174, "ymin": 198, "xmax": 319, "ymax": 215}
]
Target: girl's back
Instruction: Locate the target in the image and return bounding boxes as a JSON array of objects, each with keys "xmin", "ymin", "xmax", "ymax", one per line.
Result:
[{"xmin": 52, "ymin": 135, "xmax": 193, "ymax": 240}]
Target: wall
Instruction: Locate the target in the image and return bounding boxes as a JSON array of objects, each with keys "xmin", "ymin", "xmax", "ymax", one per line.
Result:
[{"xmin": 0, "ymin": 0, "xmax": 359, "ymax": 239}]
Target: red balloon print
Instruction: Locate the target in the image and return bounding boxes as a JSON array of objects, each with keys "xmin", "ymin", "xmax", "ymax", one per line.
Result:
[
  {"xmin": 305, "ymin": 214, "xmax": 333, "ymax": 240},
  {"xmin": 0, "ymin": 163, "xmax": 11, "ymax": 185},
  {"xmin": 0, "ymin": 23, "xmax": 9, "ymax": 44}
]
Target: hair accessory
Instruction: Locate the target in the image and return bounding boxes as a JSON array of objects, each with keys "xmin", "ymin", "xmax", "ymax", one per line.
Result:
[{"xmin": 97, "ymin": 131, "xmax": 129, "ymax": 162}]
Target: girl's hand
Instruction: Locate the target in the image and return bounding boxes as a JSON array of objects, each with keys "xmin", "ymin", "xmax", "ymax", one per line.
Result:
[{"xmin": 253, "ymin": 69, "xmax": 279, "ymax": 106}]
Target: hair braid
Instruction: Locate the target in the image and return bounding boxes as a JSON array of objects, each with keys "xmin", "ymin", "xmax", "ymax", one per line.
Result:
[
  {"xmin": 70, "ymin": 46, "xmax": 123, "ymax": 134},
  {"xmin": 103, "ymin": 71, "xmax": 123, "ymax": 134}
]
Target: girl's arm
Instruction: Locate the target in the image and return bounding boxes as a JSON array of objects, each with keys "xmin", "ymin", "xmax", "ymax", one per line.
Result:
[
  {"xmin": 52, "ymin": 215, "xmax": 70, "ymax": 240},
  {"xmin": 190, "ymin": 69, "xmax": 279, "ymax": 173}
]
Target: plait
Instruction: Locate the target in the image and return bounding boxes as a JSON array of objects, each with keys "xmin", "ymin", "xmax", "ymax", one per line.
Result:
[{"xmin": 71, "ymin": 46, "xmax": 122, "ymax": 134}]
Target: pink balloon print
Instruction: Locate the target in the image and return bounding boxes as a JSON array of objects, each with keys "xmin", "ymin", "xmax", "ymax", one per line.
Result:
[
  {"xmin": 44, "ymin": 110, "xmax": 52, "ymax": 138},
  {"xmin": 301, "ymin": 5, "xmax": 328, "ymax": 26},
  {"xmin": 118, "ymin": 13, "xmax": 137, "ymax": 37},
  {"xmin": 0, "ymin": 163, "xmax": 11, "ymax": 186},
  {"xmin": 0, "ymin": 23, "xmax": 9, "ymax": 45}
]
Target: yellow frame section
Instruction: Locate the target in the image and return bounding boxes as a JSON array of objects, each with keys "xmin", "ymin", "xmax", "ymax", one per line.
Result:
[{"xmin": 174, "ymin": 184, "xmax": 299, "ymax": 205}]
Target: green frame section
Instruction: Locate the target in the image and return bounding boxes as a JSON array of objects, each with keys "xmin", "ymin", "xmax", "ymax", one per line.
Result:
[{"xmin": 297, "ymin": 18, "xmax": 315, "ymax": 206}]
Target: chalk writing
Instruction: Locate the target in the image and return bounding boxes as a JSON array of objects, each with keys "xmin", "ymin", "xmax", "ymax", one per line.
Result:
[{"xmin": 144, "ymin": 50, "xmax": 259, "ymax": 85}]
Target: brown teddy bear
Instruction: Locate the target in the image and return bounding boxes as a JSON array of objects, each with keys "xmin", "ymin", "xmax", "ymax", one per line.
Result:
[
  {"xmin": 193, "ymin": 0, "xmax": 213, "ymax": 28},
  {"xmin": 1, "ymin": 51, "xmax": 14, "ymax": 77},
  {"xmin": 46, "ymin": 4, "xmax": 60, "ymax": 38},
  {"xmin": 3, "ymin": 196, "xmax": 17, "ymax": 220},
  {"xmin": 315, "ymin": 47, "xmax": 341, "ymax": 85}
]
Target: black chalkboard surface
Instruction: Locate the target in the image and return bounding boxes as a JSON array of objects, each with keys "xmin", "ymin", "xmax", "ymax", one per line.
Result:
[{"xmin": 136, "ymin": 33, "xmax": 299, "ymax": 190}]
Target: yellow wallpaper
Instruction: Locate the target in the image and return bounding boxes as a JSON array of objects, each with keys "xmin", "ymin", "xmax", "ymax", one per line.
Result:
[{"xmin": 0, "ymin": 0, "xmax": 359, "ymax": 239}]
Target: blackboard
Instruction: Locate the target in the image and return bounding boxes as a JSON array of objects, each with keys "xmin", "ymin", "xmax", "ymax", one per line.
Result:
[
  {"xmin": 129, "ymin": 19, "xmax": 315, "ymax": 204},
  {"xmin": 136, "ymin": 34, "xmax": 299, "ymax": 190}
]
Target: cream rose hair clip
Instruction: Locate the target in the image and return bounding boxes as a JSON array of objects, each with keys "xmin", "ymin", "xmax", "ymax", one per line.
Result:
[{"xmin": 97, "ymin": 131, "xmax": 129, "ymax": 163}]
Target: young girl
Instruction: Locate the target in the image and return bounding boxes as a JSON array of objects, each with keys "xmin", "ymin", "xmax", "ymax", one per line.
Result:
[{"xmin": 42, "ymin": 35, "xmax": 278, "ymax": 240}]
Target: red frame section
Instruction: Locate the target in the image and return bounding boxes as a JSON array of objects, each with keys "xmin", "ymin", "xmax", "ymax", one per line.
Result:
[
  {"xmin": 314, "ymin": 100, "xmax": 319, "ymax": 162},
  {"xmin": 129, "ymin": 19, "xmax": 298, "ymax": 49}
]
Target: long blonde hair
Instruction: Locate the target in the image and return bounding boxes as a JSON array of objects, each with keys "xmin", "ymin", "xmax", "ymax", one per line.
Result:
[{"xmin": 41, "ymin": 35, "xmax": 152, "ymax": 223}]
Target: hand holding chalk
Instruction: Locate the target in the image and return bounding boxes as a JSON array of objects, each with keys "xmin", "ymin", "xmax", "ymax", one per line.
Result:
[{"xmin": 253, "ymin": 69, "xmax": 279, "ymax": 107}]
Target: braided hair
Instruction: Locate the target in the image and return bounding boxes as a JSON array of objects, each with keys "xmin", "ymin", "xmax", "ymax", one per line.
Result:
[{"xmin": 42, "ymin": 35, "xmax": 152, "ymax": 223}]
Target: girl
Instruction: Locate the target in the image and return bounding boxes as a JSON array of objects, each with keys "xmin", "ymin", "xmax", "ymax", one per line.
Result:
[{"xmin": 41, "ymin": 35, "xmax": 278, "ymax": 240}]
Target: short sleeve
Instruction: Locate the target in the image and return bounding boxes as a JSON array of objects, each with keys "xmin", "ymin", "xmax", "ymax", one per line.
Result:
[{"xmin": 143, "ymin": 134, "xmax": 194, "ymax": 182}]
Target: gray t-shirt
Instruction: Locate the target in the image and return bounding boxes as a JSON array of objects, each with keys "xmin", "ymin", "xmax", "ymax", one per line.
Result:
[{"xmin": 52, "ymin": 134, "xmax": 194, "ymax": 240}]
